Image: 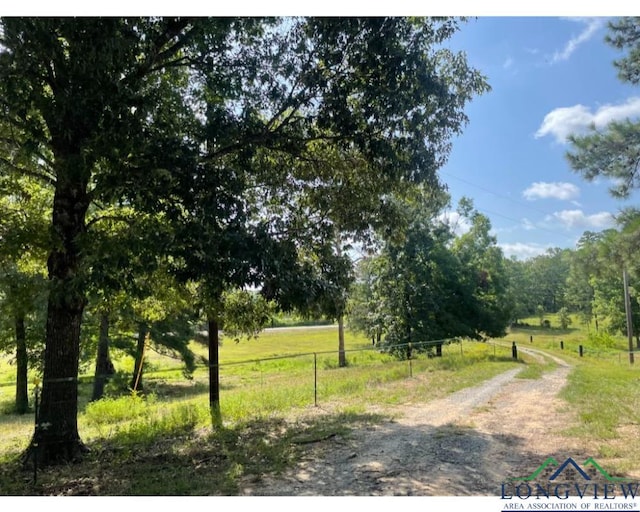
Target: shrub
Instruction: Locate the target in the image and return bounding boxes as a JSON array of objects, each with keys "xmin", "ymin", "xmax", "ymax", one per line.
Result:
[
  {"xmin": 558, "ymin": 307, "xmax": 572, "ymax": 329},
  {"xmin": 586, "ymin": 331, "xmax": 617, "ymax": 349}
]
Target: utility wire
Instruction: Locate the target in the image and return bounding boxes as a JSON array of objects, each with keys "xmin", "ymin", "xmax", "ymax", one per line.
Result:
[
  {"xmin": 440, "ymin": 171, "xmax": 592, "ymax": 245},
  {"xmin": 441, "ymin": 171, "xmax": 558, "ymax": 218}
]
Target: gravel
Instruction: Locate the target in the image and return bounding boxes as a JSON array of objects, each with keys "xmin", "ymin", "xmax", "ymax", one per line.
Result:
[{"xmin": 241, "ymin": 348, "xmax": 583, "ymax": 496}]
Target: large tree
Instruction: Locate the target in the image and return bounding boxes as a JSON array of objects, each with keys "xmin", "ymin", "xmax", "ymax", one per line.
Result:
[
  {"xmin": 564, "ymin": 231, "xmax": 601, "ymax": 328},
  {"xmin": 0, "ymin": 17, "xmax": 488, "ymax": 465},
  {"xmin": 525, "ymin": 248, "xmax": 571, "ymax": 314},
  {"xmin": 503, "ymin": 257, "xmax": 537, "ymax": 324},
  {"xmin": 358, "ymin": 194, "xmax": 512, "ymax": 354},
  {"xmin": 450, "ymin": 201, "xmax": 512, "ymax": 338}
]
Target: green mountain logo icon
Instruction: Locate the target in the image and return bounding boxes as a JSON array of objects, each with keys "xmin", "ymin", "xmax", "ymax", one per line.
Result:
[
  {"xmin": 583, "ymin": 457, "xmax": 627, "ymax": 482},
  {"xmin": 509, "ymin": 457, "xmax": 559, "ymax": 481},
  {"xmin": 510, "ymin": 457, "xmax": 632, "ymax": 483}
]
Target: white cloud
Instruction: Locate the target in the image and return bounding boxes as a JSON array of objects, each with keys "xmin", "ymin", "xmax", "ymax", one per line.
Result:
[
  {"xmin": 503, "ymin": 57, "xmax": 514, "ymax": 70},
  {"xmin": 436, "ymin": 211, "xmax": 471, "ymax": 236},
  {"xmin": 551, "ymin": 18, "xmax": 605, "ymax": 64},
  {"xmin": 523, "ymin": 182, "xmax": 580, "ymax": 201},
  {"xmin": 545, "ymin": 209, "xmax": 615, "ymax": 229},
  {"xmin": 500, "ymin": 242, "xmax": 550, "ymax": 260},
  {"xmin": 535, "ymin": 97, "xmax": 640, "ymax": 143}
]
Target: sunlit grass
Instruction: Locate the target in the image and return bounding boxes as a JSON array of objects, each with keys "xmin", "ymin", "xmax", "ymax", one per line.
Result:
[
  {"xmin": 560, "ymin": 360, "xmax": 640, "ymax": 439},
  {"xmin": 7, "ymin": 318, "xmax": 640, "ymax": 492},
  {"xmin": 504, "ymin": 314, "xmax": 640, "ymax": 478},
  {"xmin": 0, "ymin": 332, "xmax": 520, "ymax": 460}
]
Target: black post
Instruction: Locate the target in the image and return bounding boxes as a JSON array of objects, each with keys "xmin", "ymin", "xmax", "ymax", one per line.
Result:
[
  {"xmin": 560, "ymin": 340, "xmax": 564, "ymax": 350},
  {"xmin": 512, "ymin": 341, "xmax": 518, "ymax": 360},
  {"xmin": 579, "ymin": 345, "xmax": 583, "ymax": 357},
  {"xmin": 530, "ymin": 335, "xmax": 533, "ymax": 343}
]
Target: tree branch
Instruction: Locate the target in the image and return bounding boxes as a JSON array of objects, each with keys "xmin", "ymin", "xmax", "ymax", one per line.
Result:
[
  {"xmin": 0, "ymin": 156, "xmax": 56, "ymax": 187},
  {"xmin": 126, "ymin": 18, "xmax": 197, "ymax": 83},
  {"xmin": 85, "ymin": 214, "xmax": 135, "ymax": 230}
]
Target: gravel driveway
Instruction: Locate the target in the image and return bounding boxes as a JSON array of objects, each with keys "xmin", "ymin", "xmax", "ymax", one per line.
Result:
[{"xmin": 241, "ymin": 347, "xmax": 586, "ymax": 496}]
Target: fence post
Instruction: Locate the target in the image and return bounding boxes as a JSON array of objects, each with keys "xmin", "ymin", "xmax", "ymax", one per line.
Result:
[
  {"xmin": 314, "ymin": 353, "xmax": 318, "ymax": 407},
  {"xmin": 560, "ymin": 340, "xmax": 564, "ymax": 350},
  {"xmin": 579, "ymin": 345, "xmax": 583, "ymax": 357},
  {"xmin": 530, "ymin": 335, "xmax": 533, "ymax": 343},
  {"xmin": 408, "ymin": 343, "xmax": 413, "ymax": 378},
  {"xmin": 512, "ymin": 341, "xmax": 518, "ymax": 360},
  {"xmin": 33, "ymin": 383, "xmax": 40, "ymax": 485}
]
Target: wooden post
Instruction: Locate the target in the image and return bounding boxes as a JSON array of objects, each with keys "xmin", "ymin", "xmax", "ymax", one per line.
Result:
[
  {"xmin": 33, "ymin": 384, "xmax": 39, "ymax": 484},
  {"xmin": 314, "ymin": 353, "xmax": 318, "ymax": 407},
  {"xmin": 623, "ymin": 269, "xmax": 635, "ymax": 364},
  {"xmin": 512, "ymin": 342, "xmax": 518, "ymax": 360}
]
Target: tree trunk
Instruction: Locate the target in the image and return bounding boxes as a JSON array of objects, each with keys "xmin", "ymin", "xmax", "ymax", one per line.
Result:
[
  {"xmin": 15, "ymin": 316, "xmax": 29, "ymax": 415},
  {"xmin": 91, "ymin": 312, "xmax": 115, "ymax": 402},
  {"xmin": 338, "ymin": 314, "xmax": 347, "ymax": 367},
  {"xmin": 130, "ymin": 323, "xmax": 148, "ymax": 393},
  {"xmin": 208, "ymin": 317, "xmax": 221, "ymax": 425},
  {"xmin": 23, "ymin": 169, "xmax": 90, "ymax": 467},
  {"xmin": 31, "ymin": 297, "xmax": 88, "ymax": 465}
]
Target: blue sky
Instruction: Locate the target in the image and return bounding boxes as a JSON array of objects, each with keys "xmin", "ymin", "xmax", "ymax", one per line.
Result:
[{"xmin": 438, "ymin": 16, "xmax": 640, "ymax": 260}]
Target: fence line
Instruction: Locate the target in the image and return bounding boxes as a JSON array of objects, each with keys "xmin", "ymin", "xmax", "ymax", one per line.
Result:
[
  {"xmin": 20, "ymin": 337, "xmax": 638, "ymax": 419},
  {"xmin": 23, "ymin": 337, "xmax": 640, "ymax": 393}
]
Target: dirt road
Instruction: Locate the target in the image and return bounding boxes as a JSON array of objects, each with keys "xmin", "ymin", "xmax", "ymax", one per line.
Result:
[{"xmin": 241, "ymin": 347, "xmax": 587, "ymax": 496}]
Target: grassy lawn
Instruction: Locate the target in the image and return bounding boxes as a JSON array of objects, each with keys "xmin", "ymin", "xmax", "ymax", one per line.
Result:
[
  {"xmin": 509, "ymin": 315, "xmax": 640, "ymax": 478},
  {"xmin": 0, "ymin": 325, "xmax": 524, "ymax": 495},
  {"xmin": 1, "ymin": 317, "xmax": 639, "ymax": 494}
]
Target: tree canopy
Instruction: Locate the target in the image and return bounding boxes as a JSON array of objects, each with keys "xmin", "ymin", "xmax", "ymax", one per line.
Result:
[
  {"xmin": 348, "ymin": 194, "xmax": 513, "ymax": 354},
  {"xmin": 0, "ymin": 16, "xmax": 489, "ymax": 465}
]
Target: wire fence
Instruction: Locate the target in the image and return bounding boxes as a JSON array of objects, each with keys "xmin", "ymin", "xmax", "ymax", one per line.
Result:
[
  {"xmin": 512, "ymin": 334, "xmax": 640, "ymax": 366},
  {"xmin": 125, "ymin": 338, "xmax": 520, "ymax": 415},
  {"xmin": 4, "ymin": 335, "xmax": 639, "ymax": 414},
  {"xmin": 5, "ymin": 334, "xmax": 640, "ymax": 431},
  {"xmin": 41, "ymin": 340, "xmax": 633, "ymax": 397},
  {"xmin": 9, "ymin": 334, "xmax": 640, "ymax": 485}
]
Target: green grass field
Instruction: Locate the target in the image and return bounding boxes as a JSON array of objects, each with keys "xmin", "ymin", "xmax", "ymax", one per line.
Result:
[
  {"xmin": 1, "ymin": 317, "xmax": 639, "ymax": 494},
  {"xmin": 508, "ymin": 315, "xmax": 640, "ymax": 476},
  {"xmin": 0, "ymin": 324, "xmax": 527, "ymax": 494}
]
